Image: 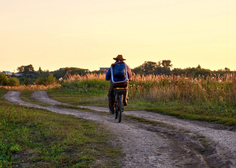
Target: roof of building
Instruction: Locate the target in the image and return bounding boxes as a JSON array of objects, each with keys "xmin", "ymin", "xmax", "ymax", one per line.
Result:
[
  {"xmin": 3, "ymin": 71, "xmax": 11, "ymax": 73},
  {"xmin": 100, "ymin": 67, "xmax": 109, "ymax": 70}
]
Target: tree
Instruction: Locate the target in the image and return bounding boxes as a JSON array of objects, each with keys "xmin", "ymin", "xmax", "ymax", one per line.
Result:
[
  {"xmin": 141, "ymin": 61, "xmax": 158, "ymax": 75},
  {"xmin": 24, "ymin": 64, "xmax": 34, "ymax": 74},
  {"xmin": 224, "ymin": 67, "xmax": 230, "ymax": 71},
  {"xmin": 37, "ymin": 67, "xmax": 43, "ymax": 75},
  {"xmin": 161, "ymin": 60, "xmax": 172, "ymax": 69},
  {"xmin": 53, "ymin": 67, "xmax": 88, "ymax": 79},
  {"xmin": 17, "ymin": 64, "xmax": 35, "ymax": 75},
  {"xmin": 132, "ymin": 66, "xmax": 142, "ymax": 74},
  {"xmin": 17, "ymin": 66, "xmax": 24, "ymax": 73},
  {"xmin": 197, "ymin": 64, "xmax": 201, "ymax": 69},
  {"xmin": 171, "ymin": 68, "xmax": 183, "ymax": 75},
  {"xmin": 133, "ymin": 60, "xmax": 173, "ymax": 75}
]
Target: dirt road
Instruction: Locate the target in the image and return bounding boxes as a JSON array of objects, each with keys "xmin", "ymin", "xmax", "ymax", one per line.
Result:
[{"xmin": 3, "ymin": 91, "xmax": 236, "ymax": 168}]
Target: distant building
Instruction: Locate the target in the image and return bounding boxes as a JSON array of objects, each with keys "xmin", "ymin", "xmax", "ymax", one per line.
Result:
[
  {"xmin": 100, "ymin": 67, "xmax": 109, "ymax": 73},
  {"xmin": 14, "ymin": 72, "xmax": 23, "ymax": 76},
  {"xmin": 59, "ymin": 67, "xmax": 89, "ymax": 72},
  {"xmin": 3, "ymin": 71, "xmax": 12, "ymax": 75}
]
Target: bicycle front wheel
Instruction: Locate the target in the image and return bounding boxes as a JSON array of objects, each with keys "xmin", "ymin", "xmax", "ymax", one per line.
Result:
[{"xmin": 118, "ymin": 94, "xmax": 123, "ymax": 123}]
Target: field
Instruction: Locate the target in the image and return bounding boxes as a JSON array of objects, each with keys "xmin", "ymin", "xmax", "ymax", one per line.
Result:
[
  {"xmin": 47, "ymin": 73, "xmax": 236, "ymax": 125},
  {"xmin": 1, "ymin": 73, "xmax": 236, "ymax": 167}
]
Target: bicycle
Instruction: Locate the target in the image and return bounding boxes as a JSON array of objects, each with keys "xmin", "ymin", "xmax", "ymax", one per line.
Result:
[{"xmin": 113, "ymin": 87, "xmax": 126, "ymax": 123}]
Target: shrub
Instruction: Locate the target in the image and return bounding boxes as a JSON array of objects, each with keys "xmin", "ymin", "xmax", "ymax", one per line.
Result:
[
  {"xmin": 0, "ymin": 73, "xmax": 9, "ymax": 86},
  {"xmin": 36, "ymin": 74, "xmax": 56, "ymax": 86},
  {"xmin": 8, "ymin": 77, "xmax": 20, "ymax": 86}
]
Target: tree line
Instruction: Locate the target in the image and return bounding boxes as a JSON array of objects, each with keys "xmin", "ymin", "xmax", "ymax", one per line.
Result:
[
  {"xmin": 132, "ymin": 60, "xmax": 173, "ymax": 75},
  {"xmin": 0, "ymin": 61, "xmax": 234, "ymax": 86},
  {"xmin": 0, "ymin": 65, "xmax": 89, "ymax": 86},
  {"xmin": 132, "ymin": 60, "xmax": 233, "ymax": 77}
]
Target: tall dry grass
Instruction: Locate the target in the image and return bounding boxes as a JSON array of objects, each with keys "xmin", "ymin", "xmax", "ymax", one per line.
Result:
[
  {"xmin": 64, "ymin": 73, "xmax": 236, "ymax": 108},
  {"xmin": 0, "ymin": 83, "xmax": 61, "ymax": 91},
  {"xmin": 64, "ymin": 73, "xmax": 105, "ymax": 82},
  {"xmin": 130, "ymin": 73, "xmax": 236, "ymax": 108}
]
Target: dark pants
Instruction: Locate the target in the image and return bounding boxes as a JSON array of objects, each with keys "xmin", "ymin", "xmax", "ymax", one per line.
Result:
[{"xmin": 108, "ymin": 81, "xmax": 129, "ymax": 112}]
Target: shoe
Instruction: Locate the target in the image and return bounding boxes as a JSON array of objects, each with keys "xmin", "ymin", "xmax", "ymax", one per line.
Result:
[{"xmin": 109, "ymin": 110, "xmax": 114, "ymax": 114}]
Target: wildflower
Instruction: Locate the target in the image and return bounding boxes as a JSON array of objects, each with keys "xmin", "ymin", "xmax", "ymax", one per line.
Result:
[{"xmin": 59, "ymin": 77, "xmax": 63, "ymax": 83}]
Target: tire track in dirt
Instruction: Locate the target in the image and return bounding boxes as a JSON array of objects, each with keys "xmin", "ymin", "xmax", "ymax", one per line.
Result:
[{"xmin": 3, "ymin": 91, "xmax": 236, "ymax": 168}]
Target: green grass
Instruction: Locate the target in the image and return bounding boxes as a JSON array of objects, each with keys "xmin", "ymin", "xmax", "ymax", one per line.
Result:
[
  {"xmin": 49, "ymin": 80, "xmax": 109, "ymax": 106},
  {"xmin": 0, "ymin": 101, "xmax": 122, "ymax": 167},
  {"xmin": 0, "ymin": 88, "xmax": 8, "ymax": 101},
  {"xmin": 126, "ymin": 100, "xmax": 236, "ymax": 126},
  {"xmin": 48, "ymin": 88, "xmax": 108, "ymax": 107},
  {"xmin": 147, "ymin": 106, "xmax": 236, "ymax": 126}
]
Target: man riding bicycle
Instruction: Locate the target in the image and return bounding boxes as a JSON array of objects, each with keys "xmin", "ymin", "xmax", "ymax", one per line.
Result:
[{"xmin": 106, "ymin": 55, "xmax": 132, "ymax": 114}]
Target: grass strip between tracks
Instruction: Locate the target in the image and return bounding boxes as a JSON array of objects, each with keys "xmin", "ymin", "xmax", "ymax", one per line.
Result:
[
  {"xmin": 55, "ymin": 104, "xmax": 109, "ymax": 115},
  {"xmin": 20, "ymin": 90, "xmax": 52, "ymax": 107}
]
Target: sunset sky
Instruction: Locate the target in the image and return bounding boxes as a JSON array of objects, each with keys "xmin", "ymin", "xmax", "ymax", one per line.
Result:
[{"xmin": 1, "ymin": 0, "xmax": 236, "ymax": 72}]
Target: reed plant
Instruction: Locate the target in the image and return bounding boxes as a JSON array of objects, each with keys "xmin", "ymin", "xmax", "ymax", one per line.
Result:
[
  {"xmin": 56, "ymin": 73, "xmax": 236, "ymax": 125},
  {"xmin": 62, "ymin": 73, "xmax": 236, "ymax": 108},
  {"xmin": 133, "ymin": 74, "xmax": 236, "ymax": 120},
  {"xmin": 130, "ymin": 73, "xmax": 236, "ymax": 108}
]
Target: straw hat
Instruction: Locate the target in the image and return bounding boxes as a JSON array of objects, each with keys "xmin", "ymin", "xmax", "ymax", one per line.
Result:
[{"xmin": 113, "ymin": 55, "xmax": 126, "ymax": 61}]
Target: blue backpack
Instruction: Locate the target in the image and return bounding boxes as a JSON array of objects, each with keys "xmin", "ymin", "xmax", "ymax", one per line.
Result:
[{"xmin": 113, "ymin": 62, "xmax": 126, "ymax": 78}]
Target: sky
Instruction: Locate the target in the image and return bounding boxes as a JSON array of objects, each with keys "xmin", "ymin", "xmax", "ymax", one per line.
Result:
[{"xmin": 0, "ymin": 0, "xmax": 236, "ymax": 72}]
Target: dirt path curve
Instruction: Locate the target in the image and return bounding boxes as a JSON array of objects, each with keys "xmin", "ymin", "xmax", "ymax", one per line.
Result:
[{"xmin": 3, "ymin": 91, "xmax": 236, "ymax": 168}]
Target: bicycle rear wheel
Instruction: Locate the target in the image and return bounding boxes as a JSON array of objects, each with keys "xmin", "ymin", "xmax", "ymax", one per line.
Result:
[
  {"xmin": 118, "ymin": 95, "xmax": 123, "ymax": 123},
  {"xmin": 114, "ymin": 96, "xmax": 118, "ymax": 119}
]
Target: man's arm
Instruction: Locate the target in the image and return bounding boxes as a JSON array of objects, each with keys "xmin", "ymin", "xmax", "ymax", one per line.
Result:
[
  {"xmin": 106, "ymin": 68, "xmax": 111, "ymax": 81},
  {"xmin": 127, "ymin": 65, "xmax": 132, "ymax": 81}
]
